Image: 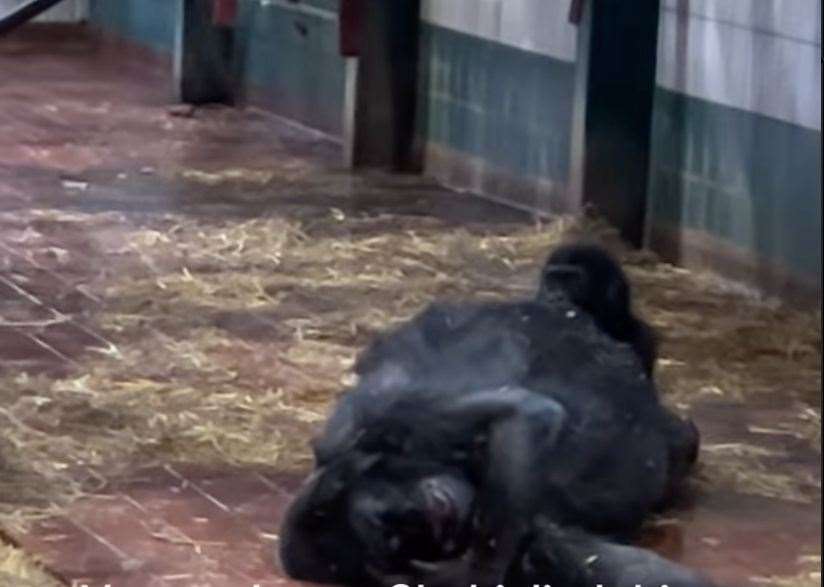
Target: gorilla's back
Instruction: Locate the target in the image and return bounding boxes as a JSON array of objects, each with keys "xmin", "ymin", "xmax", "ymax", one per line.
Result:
[{"xmin": 354, "ymin": 298, "xmax": 651, "ymax": 403}]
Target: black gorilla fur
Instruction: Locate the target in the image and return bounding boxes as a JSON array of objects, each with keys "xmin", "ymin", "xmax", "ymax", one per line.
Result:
[
  {"xmin": 538, "ymin": 242, "xmax": 659, "ymax": 376},
  {"xmin": 279, "ymin": 245, "xmax": 704, "ymax": 587}
]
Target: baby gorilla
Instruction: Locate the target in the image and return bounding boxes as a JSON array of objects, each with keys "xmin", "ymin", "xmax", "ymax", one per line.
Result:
[{"xmin": 538, "ymin": 243, "xmax": 658, "ymax": 376}]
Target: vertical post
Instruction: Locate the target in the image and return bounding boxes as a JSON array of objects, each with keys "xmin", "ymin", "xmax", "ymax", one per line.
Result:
[
  {"xmin": 342, "ymin": 57, "xmax": 360, "ymax": 168},
  {"xmin": 174, "ymin": 0, "xmax": 235, "ymax": 105},
  {"xmin": 568, "ymin": 0, "xmax": 661, "ymax": 247},
  {"xmin": 340, "ymin": 0, "xmax": 364, "ymax": 168},
  {"xmin": 567, "ymin": 0, "xmax": 593, "ymax": 213},
  {"xmin": 346, "ymin": 0, "xmax": 421, "ymax": 171}
]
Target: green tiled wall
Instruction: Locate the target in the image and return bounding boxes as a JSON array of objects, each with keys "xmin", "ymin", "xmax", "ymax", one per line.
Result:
[
  {"xmin": 649, "ymin": 89, "xmax": 822, "ymax": 279},
  {"xmin": 89, "ymin": 0, "xmax": 345, "ymax": 136},
  {"xmin": 235, "ymin": 0, "xmax": 345, "ymax": 135},
  {"xmin": 89, "ymin": 0, "xmax": 177, "ymax": 54},
  {"xmin": 420, "ymin": 23, "xmax": 575, "ymax": 186}
]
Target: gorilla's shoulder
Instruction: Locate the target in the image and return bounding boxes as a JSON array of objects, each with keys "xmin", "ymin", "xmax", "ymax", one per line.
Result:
[
  {"xmin": 389, "ymin": 298, "xmax": 584, "ymax": 341},
  {"xmin": 353, "ymin": 300, "xmax": 516, "ymax": 373}
]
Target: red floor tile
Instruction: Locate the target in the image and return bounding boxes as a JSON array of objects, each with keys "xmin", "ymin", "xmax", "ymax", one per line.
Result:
[{"xmin": 0, "ymin": 23, "xmax": 818, "ymax": 587}]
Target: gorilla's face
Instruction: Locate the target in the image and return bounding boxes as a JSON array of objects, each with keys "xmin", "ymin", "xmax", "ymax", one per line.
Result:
[
  {"xmin": 540, "ymin": 263, "xmax": 590, "ymax": 307},
  {"xmin": 349, "ymin": 472, "xmax": 476, "ymax": 567},
  {"xmin": 279, "ymin": 453, "xmax": 476, "ymax": 584}
]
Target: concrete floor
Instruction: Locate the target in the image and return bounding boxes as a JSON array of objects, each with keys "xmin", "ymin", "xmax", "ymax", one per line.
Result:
[{"xmin": 0, "ymin": 25, "xmax": 820, "ymax": 587}]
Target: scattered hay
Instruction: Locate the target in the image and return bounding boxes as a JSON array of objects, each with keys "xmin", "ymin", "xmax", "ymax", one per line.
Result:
[
  {"xmin": 178, "ymin": 160, "xmax": 310, "ymax": 185},
  {"xmin": 0, "ymin": 204, "xmax": 820, "ymax": 534},
  {"xmin": 633, "ymin": 262, "xmax": 822, "ymax": 413},
  {"xmin": 698, "ymin": 443, "xmax": 821, "ymax": 503},
  {"xmin": 747, "ymin": 404, "xmax": 822, "ymax": 452},
  {"xmin": 0, "ymin": 542, "xmax": 60, "ymax": 587},
  {"xmin": 0, "ymin": 210, "xmax": 579, "ymax": 529},
  {"xmin": 797, "ymin": 406, "xmax": 822, "ymax": 451},
  {"xmin": 181, "ymin": 168, "xmax": 276, "ymax": 185},
  {"xmin": 751, "ymin": 554, "xmax": 822, "ymax": 587}
]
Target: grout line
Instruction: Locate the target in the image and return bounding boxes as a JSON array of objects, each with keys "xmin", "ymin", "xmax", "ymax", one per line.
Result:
[
  {"xmin": 0, "ymin": 266, "xmax": 120, "ymax": 355},
  {"xmin": 252, "ymin": 472, "xmax": 293, "ymax": 500},
  {"xmin": 163, "ymin": 464, "xmax": 231, "ymax": 513},
  {"xmin": 67, "ymin": 517, "xmax": 131, "ymax": 562},
  {"xmin": 245, "ymin": 106, "xmax": 344, "ymax": 146},
  {"xmin": 0, "ymin": 273, "xmax": 45, "ymax": 307},
  {"xmin": 25, "ymin": 333, "xmax": 81, "ymax": 367},
  {"xmin": 662, "ymin": 5, "xmax": 822, "ymax": 48},
  {"xmin": 0, "ymin": 241, "xmax": 102, "ymax": 304}
]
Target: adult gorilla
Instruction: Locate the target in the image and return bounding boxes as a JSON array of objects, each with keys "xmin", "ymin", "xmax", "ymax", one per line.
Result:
[{"xmin": 280, "ymin": 248, "xmax": 700, "ymax": 586}]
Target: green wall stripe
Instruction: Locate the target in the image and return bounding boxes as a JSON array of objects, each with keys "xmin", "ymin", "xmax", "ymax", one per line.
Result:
[
  {"xmin": 89, "ymin": 0, "xmax": 345, "ymax": 136},
  {"xmin": 420, "ymin": 23, "xmax": 575, "ymax": 183},
  {"xmin": 649, "ymin": 88, "xmax": 822, "ymax": 278},
  {"xmin": 239, "ymin": 0, "xmax": 345, "ymax": 135},
  {"xmin": 235, "ymin": 0, "xmax": 345, "ymax": 135},
  {"xmin": 89, "ymin": 0, "xmax": 176, "ymax": 54}
]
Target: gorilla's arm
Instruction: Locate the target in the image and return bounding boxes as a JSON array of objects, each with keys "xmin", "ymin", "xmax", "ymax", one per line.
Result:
[
  {"xmin": 403, "ymin": 387, "xmax": 568, "ymax": 587},
  {"xmin": 512, "ymin": 522, "xmax": 718, "ymax": 587}
]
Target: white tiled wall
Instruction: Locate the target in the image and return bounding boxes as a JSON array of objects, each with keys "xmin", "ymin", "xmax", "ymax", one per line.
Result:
[
  {"xmin": 421, "ymin": 0, "xmax": 578, "ymax": 62},
  {"xmin": 421, "ymin": 0, "xmax": 821, "ymax": 129},
  {"xmin": 657, "ymin": 0, "xmax": 820, "ymax": 129}
]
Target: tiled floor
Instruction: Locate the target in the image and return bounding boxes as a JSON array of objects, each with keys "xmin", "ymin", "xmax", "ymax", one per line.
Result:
[
  {"xmin": 0, "ymin": 24, "xmax": 820, "ymax": 587},
  {"xmin": 0, "ymin": 24, "xmax": 531, "ymax": 587},
  {"xmin": 19, "ymin": 466, "xmax": 303, "ymax": 586}
]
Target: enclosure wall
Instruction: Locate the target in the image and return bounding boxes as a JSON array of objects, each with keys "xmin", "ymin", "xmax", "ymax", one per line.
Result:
[
  {"xmin": 417, "ymin": 0, "xmax": 579, "ymax": 214},
  {"xmin": 648, "ymin": 0, "xmax": 822, "ymax": 301},
  {"xmin": 87, "ymin": 0, "xmax": 345, "ymax": 136},
  {"xmin": 88, "ymin": 0, "xmax": 176, "ymax": 54},
  {"xmin": 84, "ymin": 0, "xmax": 822, "ymax": 301},
  {"xmin": 235, "ymin": 0, "xmax": 344, "ymax": 136}
]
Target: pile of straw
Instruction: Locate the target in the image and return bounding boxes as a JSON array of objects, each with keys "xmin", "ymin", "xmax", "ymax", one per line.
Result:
[{"xmin": 0, "ymin": 205, "xmax": 819, "ymax": 537}]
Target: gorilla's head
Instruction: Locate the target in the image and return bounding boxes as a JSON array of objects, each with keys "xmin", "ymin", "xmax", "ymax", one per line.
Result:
[{"xmin": 279, "ymin": 451, "xmax": 476, "ymax": 584}]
